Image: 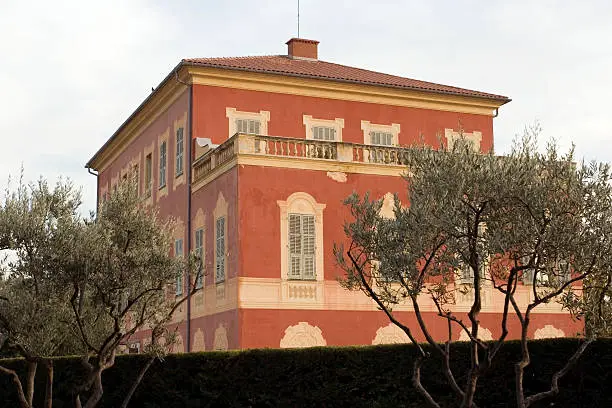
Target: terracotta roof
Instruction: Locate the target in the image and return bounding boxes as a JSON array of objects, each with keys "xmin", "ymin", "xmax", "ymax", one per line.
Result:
[{"xmin": 183, "ymin": 55, "xmax": 510, "ymax": 101}]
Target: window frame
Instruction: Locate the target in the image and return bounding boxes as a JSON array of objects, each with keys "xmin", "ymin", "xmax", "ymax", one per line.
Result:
[
  {"xmin": 215, "ymin": 217, "xmax": 226, "ymax": 284},
  {"xmin": 175, "ymin": 127, "xmax": 184, "ymax": 177},
  {"xmin": 195, "ymin": 228, "xmax": 204, "ymax": 289},
  {"xmin": 174, "ymin": 238, "xmax": 184, "ymax": 296},
  {"xmin": 159, "ymin": 140, "xmax": 167, "ymax": 189},
  {"xmin": 303, "ymin": 115, "xmax": 344, "ymax": 142},
  {"xmin": 225, "ymin": 107, "xmax": 270, "ymax": 138},
  {"xmin": 361, "ymin": 121, "xmax": 400, "ymax": 146},
  {"xmin": 288, "ymin": 213, "xmax": 316, "ymax": 280}
]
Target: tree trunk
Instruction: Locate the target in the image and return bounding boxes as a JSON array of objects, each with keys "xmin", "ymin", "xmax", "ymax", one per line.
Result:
[
  {"xmin": 0, "ymin": 364, "xmax": 30, "ymax": 408},
  {"xmin": 83, "ymin": 370, "xmax": 104, "ymax": 408},
  {"xmin": 120, "ymin": 357, "xmax": 155, "ymax": 408},
  {"xmin": 25, "ymin": 360, "xmax": 37, "ymax": 407},
  {"xmin": 44, "ymin": 360, "xmax": 54, "ymax": 408}
]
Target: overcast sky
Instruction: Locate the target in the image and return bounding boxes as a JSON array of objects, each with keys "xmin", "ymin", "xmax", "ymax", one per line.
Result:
[{"xmin": 1, "ymin": 0, "xmax": 611, "ymax": 212}]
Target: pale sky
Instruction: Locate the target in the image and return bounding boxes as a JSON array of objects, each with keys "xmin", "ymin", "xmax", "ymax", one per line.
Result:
[{"xmin": 1, "ymin": 0, "xmax": 611, "ymax": 212}]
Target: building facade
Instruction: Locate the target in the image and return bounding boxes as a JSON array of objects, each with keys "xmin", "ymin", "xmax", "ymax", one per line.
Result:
[{"xmin": 86, "ymin": 38, "xmax": 578, "ymax": 352}]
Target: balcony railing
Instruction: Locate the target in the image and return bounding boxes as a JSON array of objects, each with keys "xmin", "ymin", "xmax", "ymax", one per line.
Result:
[{"xmin": 192, "ymin": 133, "xmax": 410, "ymax": 184}]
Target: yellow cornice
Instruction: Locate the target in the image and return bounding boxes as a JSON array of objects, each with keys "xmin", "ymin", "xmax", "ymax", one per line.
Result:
[
  {"xmin": 191, "ymin": 154, "xmax": 408, "ymax": 193},
  {"xmin": 88, "ymin": 69, "xmax": 190, "ymax": 172},
  {"xmin": 186, "ymin": 66, "xmax": 506, "ymax": 116}
]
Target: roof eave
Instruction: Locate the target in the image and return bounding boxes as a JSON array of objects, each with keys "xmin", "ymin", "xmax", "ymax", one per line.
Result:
[
  {"xmin": 85, "ymin": 60, "xmax": 186, "ymax": 170},
  {"xmin": 181, "ymin": 60, "xmax": 511, "ymax": 104}
]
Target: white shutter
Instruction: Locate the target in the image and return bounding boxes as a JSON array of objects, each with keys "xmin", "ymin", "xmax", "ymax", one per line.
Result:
[{"xmin": 288, "ymin": 214, "xmax": 316, "ymax": 280}]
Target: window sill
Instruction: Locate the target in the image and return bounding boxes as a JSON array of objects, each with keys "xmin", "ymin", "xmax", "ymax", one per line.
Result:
[{"xmin": 175, "ymin": 171, "xmax": 183, "ymax": 178}]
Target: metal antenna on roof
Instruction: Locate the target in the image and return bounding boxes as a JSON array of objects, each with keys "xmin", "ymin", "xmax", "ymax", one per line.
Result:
[{"xmin": 297, "ymin": 0, "xmax": 300, "ymax": 37}]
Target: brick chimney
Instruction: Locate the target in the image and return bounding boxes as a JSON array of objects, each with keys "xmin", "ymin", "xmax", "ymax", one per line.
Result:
[{"xmin": 286, "ymin": 38, "xmax": 319, "ymax": 60}]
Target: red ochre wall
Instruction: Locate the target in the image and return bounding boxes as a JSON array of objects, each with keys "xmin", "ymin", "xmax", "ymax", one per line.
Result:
[
  {"xmin": 238, "ymin": 165, "xmax": 406, "ymax": 281},
  {"xmin": 192, "ymin": 84, "xmax": 494, "ymax": 150},
  {"xmin": 239, "ymin": 309, "xmax": 582, "ymax": 349}
]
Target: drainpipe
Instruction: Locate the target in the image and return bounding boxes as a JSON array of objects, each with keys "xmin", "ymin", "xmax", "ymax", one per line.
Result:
[
  {"xmin": 86, "ymin": 166, "xmax": 99, "ymax": 209},
  {"xmin": 176, "ymin": 69, "xmax": 194, "ymax": 352}
]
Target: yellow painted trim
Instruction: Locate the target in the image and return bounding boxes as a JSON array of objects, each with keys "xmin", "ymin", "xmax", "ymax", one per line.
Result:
[
  {"xmin": 92, "ymin": 80, "xmax": 188, "ymax": 173},
  {"xmin": 187, "ymin": 67, "xmax": 506, "ymax": 116},
  {"xmin": 191, "ymin": 154, "xmax": 408, "ymax": 193}
]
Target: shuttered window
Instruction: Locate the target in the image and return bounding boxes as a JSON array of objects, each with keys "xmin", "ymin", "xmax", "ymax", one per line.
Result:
[
  {"xmin": 159, "ymin": 141, "xmax": 167, "ymax": 188},
  {"xmin": 195, "ymin": 228, "xmax": 204, "ymax": 289},
  {"xmin": 370, "ymin": 131, "xmax": 393, "ymax": 146},
  {"xmin": 312, "ymin": 126, "xmax": 336, "ymax": 141},
  {"xmin": 145, "ymin": 154, "xmax": 152, "ymax": 197},
  {"xmin": 215, "ymin": 217, "xmax": 226, "ymax": 283},
  {"xmin": 288, "ymin": 214, "xmax": 316, "ymax": 280},
  {"xmin": 175, "ymin": 127, "xmax": 184, "ymax": 176},
  {"xmin": 175, "ymin": 239, "xmax": 183, "ymax": 296},
  {"xmin": 235, "ymin": 119, "xmax": 261, "ymax": 134}
]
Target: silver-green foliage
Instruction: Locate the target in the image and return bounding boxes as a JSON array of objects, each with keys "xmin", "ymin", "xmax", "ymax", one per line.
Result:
[{"xmin": 335, "ymin": 127, "xmax": 612, "ymax": 408}]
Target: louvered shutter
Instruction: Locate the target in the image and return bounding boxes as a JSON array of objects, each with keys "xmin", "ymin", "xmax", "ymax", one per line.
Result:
[
  {"xmin": 216, "ymin": 217, "xmax": 225, "ymax": 282},
  {"xmin": 289, "ymin": 214, "xmax": 302, "ymax": 278},
  {"xmin": 302, "ymin": 215, "xmax": 316, "ymax": 279}
]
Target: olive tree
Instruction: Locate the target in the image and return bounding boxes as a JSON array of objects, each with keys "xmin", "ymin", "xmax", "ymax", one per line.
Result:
[
  {"xmin": 335, "ymin": 127, "xmax": 612, "ymax": 408},
  {"xmin": 0, "ymin": 177, "xmax": 203, "ymax": 408}
]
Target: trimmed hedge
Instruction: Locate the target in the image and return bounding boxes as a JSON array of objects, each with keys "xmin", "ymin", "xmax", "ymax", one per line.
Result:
[{"xmin": 0, "ymin": 339, "xmax": 611, "ymax": 407}]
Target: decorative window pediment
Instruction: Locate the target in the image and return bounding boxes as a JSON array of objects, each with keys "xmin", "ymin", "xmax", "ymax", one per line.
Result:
[
  {"xmin": 303, "ymin": 115, "xmax": 344, "ymax": 142},
  {"xmin": 361, "ymin": 121, "xmax": 400, "ymax": 146}
]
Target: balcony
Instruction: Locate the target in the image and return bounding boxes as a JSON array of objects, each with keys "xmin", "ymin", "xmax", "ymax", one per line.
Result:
[{"xmin": 192, "ymin": 133, "xmax": 411, "ymax": 185}]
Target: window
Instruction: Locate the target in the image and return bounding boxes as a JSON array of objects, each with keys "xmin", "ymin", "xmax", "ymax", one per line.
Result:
[
  {"xmin": 444, "ymin": 129, "xmax": 483, "ymax": 152},
  {"xmin": 361, "ymin": 121, "xmax": 400, "ymax": 146},
  {"xmin": 215, "ymin": 217, "xmax": 226, "ymax": 283},
  {"xmin": 175, "ymin": 239, "xmax": 183, "ymax": 296},
  {"xmin": 159, "ymin": 141, "xmax": 167, "ymax": 188},
  {"xmin": 303, "ymin": 115, "xmax": 344, "ymax": 142},
  {"xmin": 226, "ymin": 108, "xmax": 270, "ymax": 138},
  {"xmin": 312, "ymin": 126, "xmax": 336, "ymax": 141},
  {"xmin": 131, "ymin": 163, "xmax": 139, "ymax": 194},
  {"xmin": 175, "ymin": 127, "xmax": 184, "ymax": 176},
  {"xmin": 288, "ymin": 214, "xmax": 316, "ymax": 280},
  {"xmin": 195, "ymin": 228, "xmax": 204, "ymax": 289},
  {"xmin": 235, "ymin": 119, "xmax": 261, "ymax": 134},
  {"xmin": 370, "ymin": 131, "xmax": 393, "ymax": 146},
  {"xmin": 145, "ymin": 154, "xmax": 152, "ymax": 197}
]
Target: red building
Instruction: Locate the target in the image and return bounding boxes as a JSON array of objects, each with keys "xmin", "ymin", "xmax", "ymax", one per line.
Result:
[{"xmin": 86, "ymin": 38, "xmax": 576, "ymax": 352}]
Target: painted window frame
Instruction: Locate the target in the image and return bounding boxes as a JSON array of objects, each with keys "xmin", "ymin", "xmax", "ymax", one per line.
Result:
[
  {"xmin": 444, "ymin": 128, "xmax": 483, "ymax": 152},
  {"xmin": 303, "ymin": 115, "xmax": 344, "ymax": 142},
  {"xmin": 174, "ymin": 238, "xmax": 184, "ymax": 296},
  {"xmin": 195, "ymin": 227, "xmax": 204, "ymax": 289},
  {"xmin": 225, "ymin": 107, "xmax": 270, "ymax": 138},
  {"xmin": 215, "ymin": 217, "xmax": 226, "ymax": 283},
  {"xmin": 175, "ymin": 127, "xmax": 184, "ymax": 177},
  {"xmin": 277, "ymin": 192, "xmax": 326, "ymax": 282},
  {"xmin": 159, "ymin": 140, "xmax": 167, "ymax": 189},
  {"xmin": 361, "ymin": 121, "xmax": 400, "ymax": 146}
]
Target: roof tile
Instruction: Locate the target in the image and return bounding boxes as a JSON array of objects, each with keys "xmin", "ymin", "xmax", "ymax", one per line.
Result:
[{"xmin": 183, "ymin": 55, "xmax": 509, "ymax": 101}]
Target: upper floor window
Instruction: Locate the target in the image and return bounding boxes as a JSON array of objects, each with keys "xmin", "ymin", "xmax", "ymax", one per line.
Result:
[
  {"xmin": 145, "ymin": 153, "xmax": 152, "ymax": 197},
  {"xmin": 159, "ymin": 141, "xmax": 167, "ymax": 188},
  {"xmin": 215, "ymin": 217, "xmax": 226, "ymax": 283},
  {"xmin": 175, "ymin": 127, "xmax": 184, "ymax": 176},
  {"xmin": 226, "ymin": 107, "xmax": 270, "ymax": 138},
  {"xmin": 303, "ymin": 115, "xmax": 344, "ymax": 142},
  {"xmin": 236, "ymin": 119, "xmax": 261, "ymax": 134},
  {"xmin": 174, "ymin": 238, "xmax": 184, "ymax": 296},
  {"xmin": 288, "ymin": 214, "xmax": 316, "ymax": 280},
  {"xmin": 361, "ymin": 121, "xmax": 400, "ymax": 146},
  {"xmin": 312, "ymin": 126, "xmax": 336, "ymax": 141},
  {"xmin": 195, "ymin": 228, "xmax": 204, "ymax": 289},
  {"xmin": 444, "ymin": 128, "xmax": 483, "ymax": 152}
]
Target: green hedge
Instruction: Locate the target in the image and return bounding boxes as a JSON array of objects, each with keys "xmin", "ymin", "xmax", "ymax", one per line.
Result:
[{"xmin": 0, "ymin": 339, "xmax": 611, "ymax": 407}]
